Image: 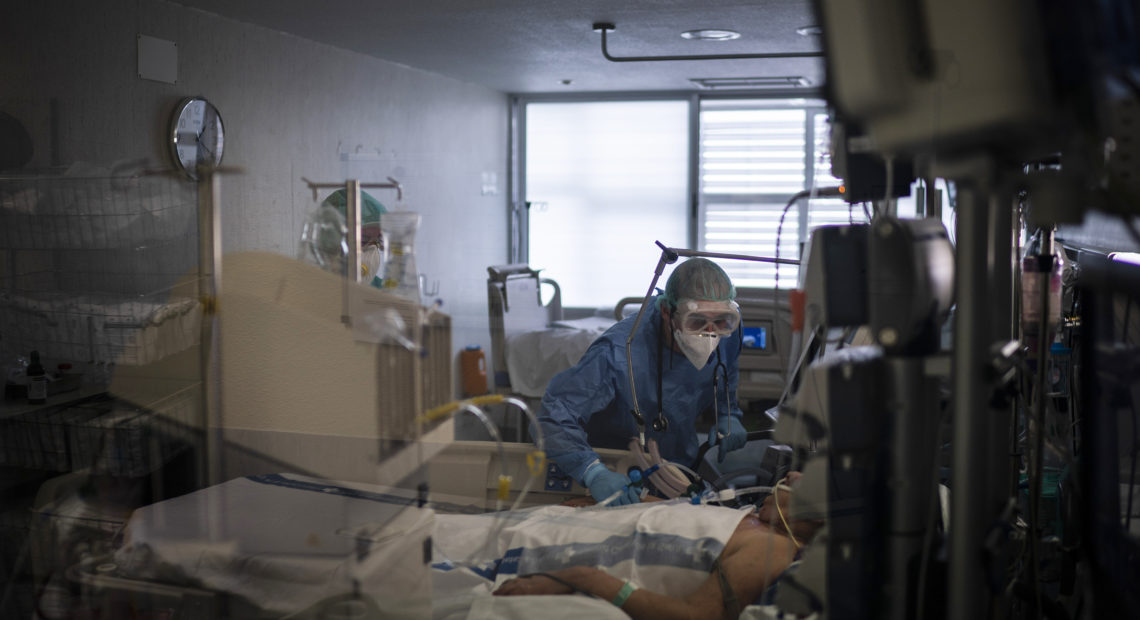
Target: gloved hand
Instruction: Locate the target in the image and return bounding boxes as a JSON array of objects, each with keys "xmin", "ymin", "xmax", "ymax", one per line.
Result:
[
  {"xmin": 709, "ymin": 416, "xmax": 747, "ymax": 463},
  {"xmin": 581, "ymin": 462, "xmax": 641, "ymax": 506}
]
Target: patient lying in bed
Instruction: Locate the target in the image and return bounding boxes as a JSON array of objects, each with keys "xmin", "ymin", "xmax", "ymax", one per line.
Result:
[
  {"xmin": 437, "ymin": 473, "xmax": 818, "ymax": 620},
  {"xmin": 110, "ymin": 472, "xmax": 816, "ymax": 619}
]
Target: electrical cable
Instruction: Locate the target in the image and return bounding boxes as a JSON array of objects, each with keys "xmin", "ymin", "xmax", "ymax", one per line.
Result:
[
  {"xmin": 773, "ymin": 477, "xmax": 801, "ymax": 549},
  {"xmin": 502, "ymin": 396, "xmax": 546, "ymax": 512},
  {"xmin": 453, "ymin": 403, "xmax": 515, "ymax": 567},
  {"xmin": 773, "ymin": 190, "xmax": 809, "ymax": 311},
  {"xmin": 418, "ymin": 398, "xmax": 520, "ymax": 571},
  {"xmin": 419, "ymin": 395, "xmax": 546, "ymax": 512}
]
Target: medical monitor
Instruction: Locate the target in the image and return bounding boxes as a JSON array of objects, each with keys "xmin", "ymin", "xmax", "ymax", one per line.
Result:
[
  {"xmin": 814, "ymin": 0, "xmax": 1059, "ymax": 158},
  {"xmin": 734, "ymin": 287, "xmax": 792, "ymax": 405},
  {"xmin": 741, "ymin": 323, "xmax": 770, "ymax": 352}
]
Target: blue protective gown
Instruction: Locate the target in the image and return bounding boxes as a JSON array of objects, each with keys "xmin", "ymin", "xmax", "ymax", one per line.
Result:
[{"xmin": 536, "ymin": 296, "xmax": 744, "ymax": 483}]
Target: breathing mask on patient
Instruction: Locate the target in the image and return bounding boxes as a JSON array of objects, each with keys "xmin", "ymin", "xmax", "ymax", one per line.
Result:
[{"xmin": 671, "ymin": 300, "xmax": 740, "ymax": 370}]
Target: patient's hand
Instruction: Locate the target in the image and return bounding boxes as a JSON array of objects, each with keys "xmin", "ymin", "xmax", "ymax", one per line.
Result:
[
  {"xmin": 493, "ymin": 566, "xmax": 595, "ymax": 596},
  {"xmin": 494, "ymin": 573, "xmax": 573, "ymax": 596}
]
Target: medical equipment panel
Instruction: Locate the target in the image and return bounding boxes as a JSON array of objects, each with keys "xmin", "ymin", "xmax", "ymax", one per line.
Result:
[{"xmin": 733, "ymin": 286, "xmax": 792, "ymax": 404}]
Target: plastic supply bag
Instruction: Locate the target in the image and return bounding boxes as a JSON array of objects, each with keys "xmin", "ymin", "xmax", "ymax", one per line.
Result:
[{"xmin": 379, "ymin": 211, "xmax": 422, "ymax": 303}]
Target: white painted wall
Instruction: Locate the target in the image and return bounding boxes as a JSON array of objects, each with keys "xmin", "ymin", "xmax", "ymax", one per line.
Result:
[{"xmin": 2, "ymin": 0, "xmax": 509, "ymax": 399}]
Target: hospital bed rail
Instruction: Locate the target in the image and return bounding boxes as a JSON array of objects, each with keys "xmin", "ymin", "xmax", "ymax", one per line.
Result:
[{"xmin": 486, "ymin": 264, "xmax": 562, "ymax": 393}]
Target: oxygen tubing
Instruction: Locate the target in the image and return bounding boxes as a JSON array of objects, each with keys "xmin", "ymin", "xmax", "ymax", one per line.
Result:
[
  {"xmin": 628, "ymin": 438, "xmax": 687, "ymax": 498},
  {"xmin": 647, "ymin": 439, "xmax": 696, "ymax": 493}
]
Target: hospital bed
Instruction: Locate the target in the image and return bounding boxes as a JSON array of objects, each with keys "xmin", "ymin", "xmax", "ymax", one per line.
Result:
[
  {"xmin": 49, "ymin": 383, "xmax": 795, "ymax": 619},
  {"xmin": 69, "ymin": 465, "xmax": 793, "ymax": 620},
  {"xmin": 485, "ymin": 264, "xmax": 617, "ymax": 400}
]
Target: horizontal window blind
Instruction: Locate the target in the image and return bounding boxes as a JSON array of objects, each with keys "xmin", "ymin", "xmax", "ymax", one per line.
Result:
[
  {"xmin": 699, "ymin": 102, "xmax": 857, "ymax": 289},
  {"xmin": 703, "ymin": 199, "xmax": 803, "ymax": 289}
]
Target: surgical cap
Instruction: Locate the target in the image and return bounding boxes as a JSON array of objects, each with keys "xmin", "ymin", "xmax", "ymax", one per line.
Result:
[
  {"xmin": 321, "ymin": 188, "xmax": 387, "ymax": 226},
  {"xmin": 658, "ymin": 257, "xmax": 736, "ymax": 311}
]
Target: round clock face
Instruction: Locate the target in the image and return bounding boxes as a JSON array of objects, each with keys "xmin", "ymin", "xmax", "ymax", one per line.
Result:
[{"xmin": 169, "ymin": 97, "xmax": 224, "ymax": 180}]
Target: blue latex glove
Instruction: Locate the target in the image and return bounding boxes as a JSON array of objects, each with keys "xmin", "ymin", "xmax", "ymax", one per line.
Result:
[
  {"xmin": 581, "ymin": 462, "xmax": 641, "ymax": 506},
  {"xmin": 709, "ymin": 416, "xmax": 747, "ymax": 463}
]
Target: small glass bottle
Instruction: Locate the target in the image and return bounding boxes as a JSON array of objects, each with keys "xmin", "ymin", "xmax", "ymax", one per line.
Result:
[{"xmin": 27, "ymin": 350, "xmax": 47, "ymax": 405}]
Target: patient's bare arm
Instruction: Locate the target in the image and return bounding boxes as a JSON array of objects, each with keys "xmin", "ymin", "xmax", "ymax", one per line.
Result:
[{"xmin": 493, "ymin": 515, "xmax": 797, "ymax": 620}]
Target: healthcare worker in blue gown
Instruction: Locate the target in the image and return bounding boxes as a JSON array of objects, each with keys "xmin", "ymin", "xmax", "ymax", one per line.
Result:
[{"xmin": 535, "ymin": 257, "xmax": 748, "ymax": 506}]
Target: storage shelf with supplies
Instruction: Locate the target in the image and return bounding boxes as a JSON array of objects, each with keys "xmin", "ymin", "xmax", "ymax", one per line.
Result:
[
  {"xmin": 1, "ymin": 170, "xmax": 203, "ymax": 372},
  {"xmin": 0, "ymin": 389, "xmax": 198, "ymax": 477},
  {"xmin": 0, "ymin": 167, "xmax": 208, "ymax": 475}
]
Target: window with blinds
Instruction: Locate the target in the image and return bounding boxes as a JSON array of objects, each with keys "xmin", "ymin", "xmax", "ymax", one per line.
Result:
[{"xmin": 698, "ymin": 99, "xmax": 861, "ymax": 289}]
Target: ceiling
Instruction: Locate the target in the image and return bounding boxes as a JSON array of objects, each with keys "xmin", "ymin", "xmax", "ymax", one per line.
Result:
[{"xmin": 171, "ymin": 0, "xmax": 827, "ymax": 95}]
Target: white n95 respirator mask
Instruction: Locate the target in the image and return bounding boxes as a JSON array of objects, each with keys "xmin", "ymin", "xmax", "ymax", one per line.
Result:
[
  {"xmin": 671, "ymin": 299, "xmax": 738, "ymax": 369},
  {"xmin": 361, "ymin": 244, "xmax": 385, "ymax": 286},
  {"xmin": 674, "ymin": 330, "xmax": 719, "ymax": 370}
]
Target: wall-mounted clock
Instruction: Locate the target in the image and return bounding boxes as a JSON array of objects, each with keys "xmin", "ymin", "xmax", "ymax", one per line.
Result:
[{"xmin": 168, "ymin": 96, "xmax": 224, "ymax": 180}]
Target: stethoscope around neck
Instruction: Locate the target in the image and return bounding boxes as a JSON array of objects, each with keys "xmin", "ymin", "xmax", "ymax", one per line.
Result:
[{"xmin": 625, "ymin": 241, "xmax": 795, "ymax": 448}]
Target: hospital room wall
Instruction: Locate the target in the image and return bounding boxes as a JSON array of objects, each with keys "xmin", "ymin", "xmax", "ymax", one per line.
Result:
[{"xmin": 1, "ymin": 0, "xmax": 509, "ymax": 397}]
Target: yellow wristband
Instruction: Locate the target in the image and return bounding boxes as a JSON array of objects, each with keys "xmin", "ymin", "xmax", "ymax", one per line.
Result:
[{"xmin": 610, "ymin": 580, "xmax": 636, "ymax": 607}]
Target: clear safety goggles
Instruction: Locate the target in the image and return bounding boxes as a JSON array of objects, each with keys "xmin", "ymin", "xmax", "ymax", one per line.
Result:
[{"xmin": 675, "ymin": 301, "xmax": 741, "ymax": 336}]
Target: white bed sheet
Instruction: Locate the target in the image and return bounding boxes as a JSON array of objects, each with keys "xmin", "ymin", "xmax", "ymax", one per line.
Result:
[
  {"xmin": 113, "ymin": 473, "xmax": 434, "ymax": 618},
  {"xmin": 504, "ymin": 317, "xmax": 614, "ymax": 397},
  {"xmin": 431, "ymin": 500, "xmax": 752, "ymax": 619}
]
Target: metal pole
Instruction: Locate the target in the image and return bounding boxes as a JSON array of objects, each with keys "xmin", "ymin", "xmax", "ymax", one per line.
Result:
[
  {"xmin": 989, "ymin": 193, "xmax": 1016, "ymax": 501},
  {"xmin": 884, "ymin": 357, "xmax": 940, "ymax": 620},
  {"xmin": 343, "ymin": 180, "xmax": 362, "ymax": 326},
  {"xmin": 198, "ymin": 167, "xmax": 224, "ymax": 488},
  {"xmin": 948, "ymin": 176, "xmax": 993, "ymax": 620},
  {"xmin": 666, "ymin": 246, "xmax": 799, "ymax": 265}
]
